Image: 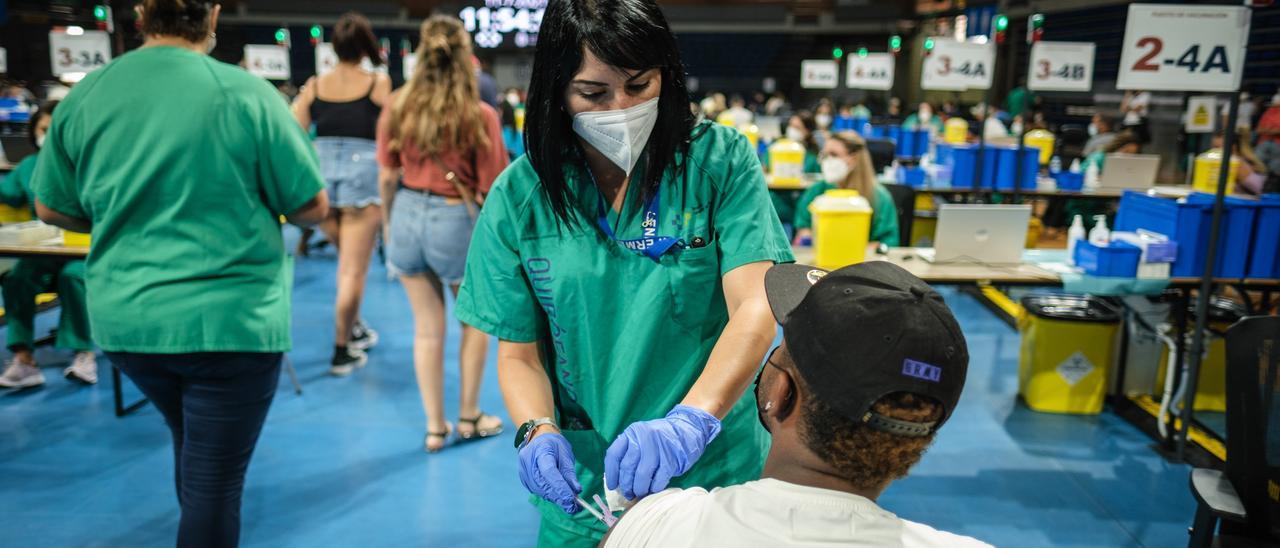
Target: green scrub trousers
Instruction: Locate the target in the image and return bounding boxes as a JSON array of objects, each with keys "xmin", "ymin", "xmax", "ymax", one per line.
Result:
[{"xmin": 2, "ymin": 258, "xmax": 91, "ymax": 351}]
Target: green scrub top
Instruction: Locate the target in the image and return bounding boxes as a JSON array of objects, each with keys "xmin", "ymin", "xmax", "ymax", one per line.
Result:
[
  {"xmin": 32, "ymin": 46, "xmax": 324, "ymax": 353},
  {"xmin": 0, "ymin": 154, "xmax": 39, "ymax": 215},
  {"xmin": 902, "ymin": 113, "xmax": 945, "ymax": 134},
  {"xmin": 456, "ymin": 122, "xmax": 793, "ymax": 539},
  {"xmin": 765, "ymin": 150, "xmax": 820, "ymax": 225},
  {"xmin": 793, "ymin": 180, "xmax": 900, "ymax": 246}
]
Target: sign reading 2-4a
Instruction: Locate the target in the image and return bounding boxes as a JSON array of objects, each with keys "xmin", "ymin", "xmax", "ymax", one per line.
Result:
[{"xmin": 1117, "ymin": 4, "xmax": 1251, "ymax": 92}]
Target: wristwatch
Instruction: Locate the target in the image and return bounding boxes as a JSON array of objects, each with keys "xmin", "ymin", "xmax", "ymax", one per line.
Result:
[{"xmin": 515, "ymin": 417, "xmax": 557, "ymax": 450}]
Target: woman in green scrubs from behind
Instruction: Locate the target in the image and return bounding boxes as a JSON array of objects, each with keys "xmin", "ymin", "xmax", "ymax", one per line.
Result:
[
  {"xmin": 792, "ymin": 131, "xmax": 900, "ymax": 247},
  {"xmin": 0, "ymin": 100, "xmax": 96, "ymax": 388},
  {"xmin": 455, "ymin": 1, "xmax": 792, "ymax": 546}
]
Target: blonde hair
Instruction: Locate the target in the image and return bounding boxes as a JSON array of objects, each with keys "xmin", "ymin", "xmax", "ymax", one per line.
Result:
[
  {"xmin": 388, "ymin": 16, "xmax": 489, "ymax": 157},
  {"xmin": 828, "ymin": 131, "xmax": 878, "ymax": 209}
]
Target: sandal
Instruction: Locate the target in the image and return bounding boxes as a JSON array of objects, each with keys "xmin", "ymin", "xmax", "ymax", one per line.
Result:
[
  {"xmin": 424, "ymin": 422, "xmax": 453, "ymax": 454},
  {"xmin": 458, "ymin": 411, "xmax": 505, "ymax": 442}
]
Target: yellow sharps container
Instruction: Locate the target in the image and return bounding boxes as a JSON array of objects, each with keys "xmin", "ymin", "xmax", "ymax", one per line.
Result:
[
  {"xmin": 1018, "ymin": 295, "xmax": 1120, "ymax": 415},
  {"xmin": 1153, "ymin": 298, "xmax": 1244, "ymax": 412},
  {"xmin": 1193, "ymin": 148, "xmax": 1240, "ymax": 195},
  {"xmin": 768, "ymin": 138, "xmax": 806, "ymax": 188},
  {"xmin": 810, "ymin": 189, "xmax": 872, "ymax": 269},
  {"xmin": 944, "ymin": 117, "xmax": 969, "ymax": 144},
  {"xmin": 743, "ymin": 124, "xmax": 760, "ymax": 152},
  {"xmin": 1023, "ymin": 129, "xmax": 1056, "ymax": 166},
  {"xmin": 0, "ymin": 204, "xmax": 33, "ymax": 223}
]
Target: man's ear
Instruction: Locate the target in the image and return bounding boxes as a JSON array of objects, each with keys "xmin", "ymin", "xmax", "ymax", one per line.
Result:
[{"xmin": 764, "ymin": 367, "xmax": 798, "ymax": 424}]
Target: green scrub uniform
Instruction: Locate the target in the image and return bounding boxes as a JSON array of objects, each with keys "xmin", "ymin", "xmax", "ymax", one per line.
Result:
[
  {"xmin": 763, "ymin": 150, "xmax": 820, "ymax": 226},
  {"xmin": 456, "ymin": 122, "xmax": 793, "ymax": 547},
  {"xmin": 0, "ymin": 154, "xmax": 92, "ymax": 352},
  {"xmin": 793, "ymin": 180, "xmax": 900, "ymax": 246},
  {"xmin": 32, "ymin": 46, "xmax": 323, "ymax": 353},
  {"xmin": 902, "ymin": 113, "xmax": 945, "ymax": 134}
]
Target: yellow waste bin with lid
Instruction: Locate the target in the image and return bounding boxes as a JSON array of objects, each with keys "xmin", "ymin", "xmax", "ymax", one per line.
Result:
[
  {"xmin": 768, "ymin": 137, "xmax": 806, "ymax": 188},
  {"xmin": 1023, "ymin": 129, "xmax": 1056, "ymax": 166},
  {"xmin": 944, "ymin": 117, "xmax": 969, "ymax": 144},
  {"xmin": 810, "ymin": 189, "xmax": 872, "ymax": 269},
  {"xmin": 1153, "ymin": 297, "xmax": 1244, "ymax": 412},
  {"xmin": 1193, "ymin": 148, "xmax": 1240, "ymax": 195},
  {"xmin": 1018, "ymin": 294, "xmax": 1120, "ymax": 414}
]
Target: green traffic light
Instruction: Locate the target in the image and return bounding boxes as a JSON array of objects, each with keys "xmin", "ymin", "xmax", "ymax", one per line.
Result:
[
  {"xmin": 1031, "ymin": 13, "xmax": 1045, "ymax": 28},
  {"xmin": 995, "ymin": 15, "xmax": 1009, "ymax": 32},
  {"xmin": 857, "ymin": 47, "xmax": 868, "ymax": 58},
  {"xmin": 923, "ymin": 38, "xmax": 935, "ymax": 51},
  {"xmin": 832, "ymin": 46, "xmax": 844, "ymax": 59},
  {"xmin": 275, "ymin": 29, "xmax": 287, "ymax": 42},
  {"xmin": 889, "ymin": 35, "xmax": 902, "ymax": 50},
  {"xmin": 310, "ymin": 26, "xmax": 322, "ymax": 39},
  {"xmin": 93, "ymin": 5, "xmax": 107, "ymax": 20}
]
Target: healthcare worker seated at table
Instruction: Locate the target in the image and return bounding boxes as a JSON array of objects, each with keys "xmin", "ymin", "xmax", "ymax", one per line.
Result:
[
  {"xmin": 0, "ymin": 99, "xmax": 96, "ymax": 389},
  {"xmin": 454, "ymin": 1, "xmax": 793, "ymax": 546},
  {"xmin": 791, "ymin": 132, "xmax": 899, "ymax": 247},
  {"xmin": 765, "ymin": 111, "xmax": 822, "ymax": 227}
]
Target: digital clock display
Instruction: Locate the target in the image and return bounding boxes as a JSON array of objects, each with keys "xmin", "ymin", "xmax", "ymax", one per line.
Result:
[{"xmin": 460, "ymin": 0, "xmax": 546, "ymax": 49}]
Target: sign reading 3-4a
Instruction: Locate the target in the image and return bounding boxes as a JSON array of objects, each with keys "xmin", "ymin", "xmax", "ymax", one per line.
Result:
[
  {"xmin": 921, "ymin": 39, "xmax": 994, "ymax": 91},
  {"xmin": 49, "ymin": 30, "xmax": 112, "ymax": 76},
  {"xmin": 1117, "ymin": 4, "xmax": 1251, "ymax": 92}
]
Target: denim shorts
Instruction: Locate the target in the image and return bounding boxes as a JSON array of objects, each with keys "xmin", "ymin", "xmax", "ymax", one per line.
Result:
[
  {"xmin": 387, "ymin": 189, "xmax": 474, "ymax": 284},
  {"xmin": 314, "ymin": 137, "xmax": 381, "ymax": 209}
]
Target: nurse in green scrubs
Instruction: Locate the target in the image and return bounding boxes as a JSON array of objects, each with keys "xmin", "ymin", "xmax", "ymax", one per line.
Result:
[
  {"xmin": 792, "ymin": 131, "xmax": 900, "ymax": 247},
  {"xmin": 0, "ymin": 100, "xmax": 96, "ymax": 388},
  {"xmin": 764, "ymin": 111, "xmax": 822, "ymax": 226},
  {"xmin": 454, "ymin": 1, "xmax": 792, "ymax": 546}
]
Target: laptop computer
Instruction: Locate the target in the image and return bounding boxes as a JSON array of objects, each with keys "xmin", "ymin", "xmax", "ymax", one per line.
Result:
[
  {"xmin": 1099, "ymin": 153, "xmax": 1160, "ymax": 190},
  {"xmin": 919, "ymin": 204, "xmax": 1033, "ymax": 265}
]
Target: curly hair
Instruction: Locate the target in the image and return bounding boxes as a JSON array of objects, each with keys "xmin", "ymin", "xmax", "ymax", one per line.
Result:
[
  {"xmin": 800, "ymin": 389, "xmax": 944, "ymax": 492},
  {"xmin": 388, "ymin": 15, "xmax": 489, "ymax": 157}
]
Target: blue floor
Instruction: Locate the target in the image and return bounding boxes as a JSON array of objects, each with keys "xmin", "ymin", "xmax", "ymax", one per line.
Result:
[{"xmin": 1, "ymin": 240, "xmax": 1196, "ymax": 547}]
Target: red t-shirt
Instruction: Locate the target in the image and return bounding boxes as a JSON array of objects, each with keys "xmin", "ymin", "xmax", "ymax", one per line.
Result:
[
  {"xmin": 376, "ymin": 95, "xmax": 508, "ymax": 196},
  {"xmin": 1259, "ymin": 106, "xmax": 1280, "ymax": 145}
]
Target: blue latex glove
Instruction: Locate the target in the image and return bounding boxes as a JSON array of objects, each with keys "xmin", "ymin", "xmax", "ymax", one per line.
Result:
[
  {"xmin": 518, "ymin": 432, "xmax": 583, "ymax": 514},
  {"xmin": 604, "ymin": 405, "xmax": 723, "ymax": 500}
]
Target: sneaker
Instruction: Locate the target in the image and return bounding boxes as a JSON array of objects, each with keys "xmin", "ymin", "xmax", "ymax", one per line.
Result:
[
  {"xmin": 0, "ymin": 359, "xmax": 45, "ymax": 388},
  {"xmin": 64, "ymin": 352, "xmax": 98, "ymax": 385},
  {"xmin": 350, "ymin": 319, "xmax": 379, "ymax": 352},
  {"xmin": 329, "ymin": 346, "xmax": 368, "ymax": 377}
]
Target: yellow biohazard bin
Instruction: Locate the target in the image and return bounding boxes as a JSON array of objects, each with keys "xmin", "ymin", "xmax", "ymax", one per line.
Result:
[
  {"xmin": 944, "ymin": 117, "xmax": 969, "ymax": 144},
  {"xmin": 1018, "ymin": 295, "xmax": 1120, "ymax": 415},
  {"xmin": 810, "ymin": 189, "xmax": 872, "ymax": 269},
  {"xmin": 1023, "ymin": 129, "xmax": 1056, "ymax": 166},
  {"xmin": 768, "ymin": 138, "xmax": 806, "ymax": 188},
  {"xmin": 1192, "ymin": 149, "xmax": 1240, "ymax": 195},
  {"xmin": 1154, "ymin": 297, "xmax": 1245, "ymax": 412}
]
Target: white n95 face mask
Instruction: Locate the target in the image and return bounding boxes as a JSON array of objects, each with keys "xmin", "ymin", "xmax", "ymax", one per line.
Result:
[
  {"xmin": 820, "ymin": 157, "xmax": 850, "ymax": 184},
  {"xmin": 35, "ymin": 135, "xmax": 45, "ymax": 149},
  {"xmin": 578, "ymin": 96, "xmax": 665, "ymax": 175},
  {"xmin": 572, "ymin": 97, "xmax": 660, "ymax": 176},
  {"xmin": 785, "ymin": 127, "xmax": 806, "ymax": 143}
]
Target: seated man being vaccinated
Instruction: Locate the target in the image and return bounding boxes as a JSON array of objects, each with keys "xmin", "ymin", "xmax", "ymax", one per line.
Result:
[{"xmin": 604, "ymin": 262, "xmax": 989, "ymax": 547}]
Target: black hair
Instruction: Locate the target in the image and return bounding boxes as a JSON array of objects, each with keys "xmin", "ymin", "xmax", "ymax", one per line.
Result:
[
  {"xmin": 333, "ymin": 12, "xmax": 383, "ymax": 67},
  {"xmin": 29, "ymin": 100, "xmax": 59, "ymax": 150},
  {"xmin": 791, "ymin": 110, "xmax": 819, "ymax": 154},
  {"xmin": 139, "ymin": 0, "xmax": 213, "ymax": 43},
  {"xmin": 524, "ymin": 0, "xmax": 695, "ymax": 223}
]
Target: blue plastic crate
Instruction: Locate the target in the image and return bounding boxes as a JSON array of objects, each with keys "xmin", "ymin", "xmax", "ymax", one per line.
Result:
[
  {"xmin": 994, "ymin": 145, "xmax": 1040, "ymax": 191},
  {"xmin": 853, "ymin": 117, "xmax": 872, "ymax": 137},
  {"xmin": 897, "ymin": 166, "xmax": 927, "ymax": 188},
  {"xmin": 1115, "ymin": 191, "xmax": 1213, "ymax": 277},
  {"xmin": 896, "ymin": 129, "xmax": 930, "ymax": 158},
  {"xmin": 831, "ymin": 116, "xmax": 854, "ymax": 131},
  {"xmin": 1186, "ymin": 193, "xmax": 1258, "ymax": 279},
  {"xmin": 1074, "ymin": 240, "xmax": 1142, "ymax": 277},
  {"xmin": 949, "ymin": 144, "xmax": 997, "ymax": 189},
  {"xmin": 1247, "ymin": 195, "xmax": 1280, "ymax": 279},
  {"xmin": 1055, "ymin": 172, "xmax": 1085, "ymax": 191}
]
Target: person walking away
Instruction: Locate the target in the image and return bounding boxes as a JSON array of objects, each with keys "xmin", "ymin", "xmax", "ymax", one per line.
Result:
[{"xmin": 32, "ymin": 2, "xmax": 328, "ymax": 545}]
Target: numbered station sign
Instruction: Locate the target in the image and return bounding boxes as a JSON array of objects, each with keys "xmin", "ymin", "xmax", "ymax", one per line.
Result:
[
  {"xmin": 845, "ymin": 53, "xmax": 894, "ymax": 91},
  {"xmin": 1028, "ymin": 41, "xmax": 1095, "ymax": 92},
  {"xmin": 1117, "ymin": 4, "xmax": 1251, "ymax": 92},
  {"xmin": 800, "ymin": 60, "xmax": 839, "ymax": 89},
  {"xmin": 244, "ymin": 45, "xmax": 291, "ymax": 80},
  {"xmin": 49, "ymin": 30, "xmax": 112, "ymax": 76},
  {"xmin": 921, "ymin": 39, "xmax": 994, "ymax": 91}
]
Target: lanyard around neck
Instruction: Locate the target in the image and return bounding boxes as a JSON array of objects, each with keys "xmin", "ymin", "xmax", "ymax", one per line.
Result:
[{"xmin": 588, "ymin": 168, "xmax": 679, "ymax": 262}]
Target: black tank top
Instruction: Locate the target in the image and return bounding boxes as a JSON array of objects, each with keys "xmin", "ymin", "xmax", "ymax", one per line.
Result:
[{"xmin": 310, "ymin": 75, "xmax": 380, "ymax": 140}]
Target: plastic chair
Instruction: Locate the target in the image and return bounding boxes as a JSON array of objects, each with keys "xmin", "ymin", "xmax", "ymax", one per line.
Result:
[
  {"xmin": 1188, "ymin": 315, "xmax": 1280, "ymax": 547},
  {"xmin": 881, "ymin": 183, "xmax": 915, "ymax": 246},
  {"xmin": 864, "ymin": 138, "xmax": 896, "ymax": 174}
]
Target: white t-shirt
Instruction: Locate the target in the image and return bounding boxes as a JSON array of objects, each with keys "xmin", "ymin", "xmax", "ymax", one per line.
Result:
[
  {"xmin": 1124, "ymin": 92, "xmax": 1151, "ymax": 125},
  {"xmin": 604, "ymin": 479, "xmax": 992, "ymax": 548}
]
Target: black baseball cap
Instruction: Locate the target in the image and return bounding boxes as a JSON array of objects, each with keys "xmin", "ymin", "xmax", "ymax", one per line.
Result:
[{"xmin": 764, "ymin": 262, "xmax": 969, "ymax": 436}]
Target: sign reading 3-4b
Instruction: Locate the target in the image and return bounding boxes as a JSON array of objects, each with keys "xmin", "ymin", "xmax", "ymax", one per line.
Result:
[
  {"xmin": 49, "ymin": 31, "xmax": 112, "ymax": 76},
  {"xmin": 1028, "ymin": 42, "xmax": 1095, "ymax": 92},
  {"xmin": 845, "ymin": 53, "xmax": 894, "ymax": 90},
  {"xmin": 1117, "ymin": 4, "xmax": 1251, "ymax": 92},
  {"xmin": 921, "ymin": 39, "xmax": 994, "ymax": 91}
]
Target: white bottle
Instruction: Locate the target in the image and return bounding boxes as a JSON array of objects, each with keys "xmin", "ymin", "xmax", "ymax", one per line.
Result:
[
  {"xmin": 1069, "ymin": 158, "xmax": 1082, "ymax": 173},
  {"xmin": 1067, "ymin": 215, "xmax": 1086, "ymax": 266},
  {"xmin": 1050, "ymin": 155, "xmax": 1062, "ymax": 174},
  {"xmin": 1084, "ymin": 161, "xmax": 1100, "ymax": 188},
  {"xmin": 1088, "ymin": 215, "xmax": 1110, "ymax": 246}
]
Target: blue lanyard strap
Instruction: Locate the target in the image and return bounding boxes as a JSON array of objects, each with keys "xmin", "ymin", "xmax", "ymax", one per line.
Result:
[{"xmin": 596, "ymin": 185, "xmax": 680, "ymax": 262}]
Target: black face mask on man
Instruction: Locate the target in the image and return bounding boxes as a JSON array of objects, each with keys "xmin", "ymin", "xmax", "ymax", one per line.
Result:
[{"xmin": 754, "ymin": 348, "xmax": 792, "ymax": 433}]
